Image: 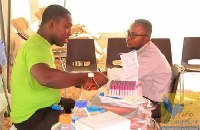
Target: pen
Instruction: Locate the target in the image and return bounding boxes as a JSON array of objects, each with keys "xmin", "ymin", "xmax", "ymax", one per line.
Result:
[{"xmin": 51, "ymin": 104, "xmax": 64, "ymax": 111}]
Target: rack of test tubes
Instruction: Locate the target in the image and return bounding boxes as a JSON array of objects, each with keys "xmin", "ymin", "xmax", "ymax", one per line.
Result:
[{"xmin": 108, "ymin": 80, "xmax": 137, "ymax": 98}]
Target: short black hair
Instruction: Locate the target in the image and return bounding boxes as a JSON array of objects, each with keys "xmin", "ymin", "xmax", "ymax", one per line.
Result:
[
  {"xmin": 41, "ymin": 4, "xmax": 71, "ymax": 25},
  {"xmin": 135, "ymin": 19, "xmax": 152, "ymax": 36}
]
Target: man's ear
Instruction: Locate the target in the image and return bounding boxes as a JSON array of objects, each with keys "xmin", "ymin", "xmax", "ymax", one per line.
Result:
[
  {"xmin": 144, "ymin": 36, "xmax": 150, "ymax": 43},
  {"xmin": 49, "ymin": 19, "xmax": 55, "ymax": 28}
]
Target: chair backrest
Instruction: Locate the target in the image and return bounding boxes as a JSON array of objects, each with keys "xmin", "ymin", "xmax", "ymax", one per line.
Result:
[
  {"xmin": 66, "ymin": 39, "xmax": 97, "ymax": 72},
  {"xmin": 152, "ymin": 64, "xmax": 181, "ymax": 123},
  {"xmin": 151, "ymin": 38, "xmax": 173, "ymax": 66},
  {"xmin": 106, "ymin": 38, "xmax": 131, "ymax": 68},
  {"xmin": 181, "ymin": 37, "xmax": 200, "ymax": 65},
  {"xmin": 34, "ymin": 6, "xmax": 47, "ymax": 21},
  {"xmin": 170, "ymin": 64, "xmax": 181, "ymax": 100},
  {"xmin": 11, "ymin": 17, "xmax": 35, "ymax": 39},
  {"xmin": 161, "ymin": 65, "xmax": 181, "ymax": 123}
]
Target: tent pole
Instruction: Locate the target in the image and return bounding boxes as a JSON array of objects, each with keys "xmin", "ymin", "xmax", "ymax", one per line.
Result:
[
  {"xmin": 64, "ymin": 0, "xmax": 66, "ymax": 7},
  {"xmin": 7, "ymin": 0, "xmax": 11, "ymax": 92}
]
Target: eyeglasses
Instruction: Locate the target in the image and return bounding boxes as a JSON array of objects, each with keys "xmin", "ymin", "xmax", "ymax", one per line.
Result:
[{"xmin": 124, "ymin": 30, "xmax": 149, "ymax": 39}]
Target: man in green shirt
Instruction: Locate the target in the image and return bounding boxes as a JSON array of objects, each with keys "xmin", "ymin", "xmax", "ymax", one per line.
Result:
[{"xmin": 11, "ymin": 4, "xmax": 108, "ymax": 130}]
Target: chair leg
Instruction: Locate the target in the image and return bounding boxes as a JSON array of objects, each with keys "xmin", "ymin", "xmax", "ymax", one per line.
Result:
[
  {"xmin": 56, "ymin": 55, "xmax": 66, "ymax": 71},
  {"xmin": 156, "ymin": 123, "xmax": 161, "ymax": 130},
  {"xmin": 64, "ymin": 88, "xmax": 66, "ymax": 97},
  {"xmin": 60, "ymin": 57, "xmax": 66, "ymax": 71},
  {"xmin": 151, "ymin": 118, "xmax": 161, "ymax": 130}
]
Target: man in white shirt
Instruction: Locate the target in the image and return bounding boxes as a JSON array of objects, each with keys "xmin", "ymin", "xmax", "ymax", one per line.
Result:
[{"xmin": 125, "ymin": 19, "xmax": 173, "ymax": 103}]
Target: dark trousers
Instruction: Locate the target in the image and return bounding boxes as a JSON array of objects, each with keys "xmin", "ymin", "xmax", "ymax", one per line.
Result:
[{"xmin": 14, "ymin": 97, "xmax": 75, "ymax": 130}]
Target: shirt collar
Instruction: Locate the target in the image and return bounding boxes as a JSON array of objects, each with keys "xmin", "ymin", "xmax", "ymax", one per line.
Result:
[
  {"xmin": 137, "ymin": 41, "xmax": 152, "ymax": 54},
  {"xmin": 35, "ymin": 33, "xmax": 52, "ymax": 49}
]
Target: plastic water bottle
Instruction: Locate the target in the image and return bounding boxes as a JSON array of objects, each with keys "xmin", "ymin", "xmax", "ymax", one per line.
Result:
[
  {"xmin": 59, "ymin": 114, "xmax": 73, "ymax": 130},
  {"xmin": 51, "ymin": 114, "xmax": 73, "ymax": 130},
  {"xmin": 72, "ymin": 100, "xmax": 90, "ymax": 124}
]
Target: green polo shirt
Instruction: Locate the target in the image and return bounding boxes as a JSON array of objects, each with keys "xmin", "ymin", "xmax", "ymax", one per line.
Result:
[{"xmin": 11, "ymin": 33, "xmax": 60, "ymax": 123}]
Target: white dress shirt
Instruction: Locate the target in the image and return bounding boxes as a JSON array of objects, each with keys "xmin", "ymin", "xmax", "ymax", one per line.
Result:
[{"xmin": 137, "ymin": 41, "xmax": 173, "ymax": 102}]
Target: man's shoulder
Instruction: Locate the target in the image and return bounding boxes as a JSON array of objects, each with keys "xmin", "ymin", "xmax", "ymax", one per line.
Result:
[
  {"xmin": 139, "ymin": 42, "xmax": 160, "ymax": 58},
  {"xmin": 146, "ymin": 42, "xmax": 165, "ymax": 59},
  {"xmin": 25, "ymin": 35, "xmax": 49, "ymax": 51},
  {"xmin": 140, "ymin": 42, "xmax": 170, "ymax": 66},
  {"xmin": 28, "ymin": 33, "xmax": 51, "ymax": 49},
  {"xmin": 26, "ymin": 34, "xmax": 42, "ymax": 44},
  {"xmin": 148, "ymin": 42, "xmax": 161, "ymax": 53}
]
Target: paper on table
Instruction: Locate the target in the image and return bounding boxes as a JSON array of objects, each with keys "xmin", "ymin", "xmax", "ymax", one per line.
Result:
[
  {"xmin": 107, "ymin": 68, "xmax": 124, "ymax": 81},
  {"xmin": 76, "ymin": 111, "xmax": 131, "ymax": 130},
  {"xmin": 106, "ymin": 50, "xmax": 139, "ymax": 91},
  {"xmin": 120, "ymin": 50, "xmax": 139, "ymax": 84},
  {"xmin": 122, "ymin": 68, "xmax": 138, "ymax": 82},
  {"xmin": 106, "ymin": 68, "xmax": 123, "ymax": 89}
]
